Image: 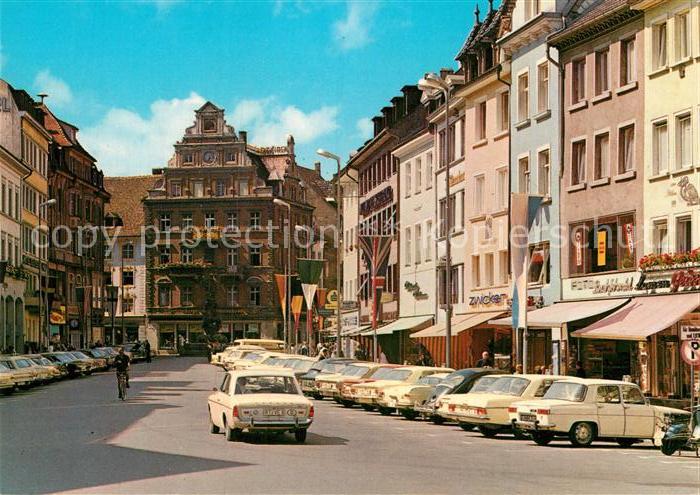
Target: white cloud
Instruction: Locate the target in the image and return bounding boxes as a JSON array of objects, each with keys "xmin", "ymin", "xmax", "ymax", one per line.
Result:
[
  {"xmin": 231, "ymin": 97, "xmax": 339, "ymax": 146},
  {"xmin": 356, "ymin": 117, "xmax": 373, "ymax": 140},
  {"xmin": 80, "ymin": 92, "xmax": 206, "ymax": 176},
  {"xmin": 333, "ymin": 2, "xmax": 379, "ymax": 51},
  {"xmin": 33, "ymin": 70, "xmax": 73, "ymax": 108}
]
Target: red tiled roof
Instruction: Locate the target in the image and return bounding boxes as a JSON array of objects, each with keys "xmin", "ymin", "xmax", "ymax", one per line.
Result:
[{"xmin": 104, "ymin": 175, "xmax": 156, "ymax": 235}]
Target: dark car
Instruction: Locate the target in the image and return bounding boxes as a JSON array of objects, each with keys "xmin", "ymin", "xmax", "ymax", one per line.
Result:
[
  {"xmin": 122, "ymin": 342, "xmax": 146, "ymax": 362},
  {"xmin": 414, "ymin": 368, "xmax": 508, "ymax": 424},
  {"xmin": 299, "ymin": 358, "xmax": 356, "ymax": 399}
]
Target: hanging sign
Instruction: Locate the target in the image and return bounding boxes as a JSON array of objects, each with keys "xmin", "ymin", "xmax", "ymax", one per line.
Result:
[
  {"xmin": 624, "ymin": 223, "xmax": 635, "ymax": 255},
  {"xmin": 596, "ymin": 231, "xmax": 607, "ymax": 267},
  {"xmin": 681, "ymin": 325, "xmax": 700, "ymax": 341},
  {"xmin": 575, "ymin": 231, "xmax": 583, "ymax": 267}
]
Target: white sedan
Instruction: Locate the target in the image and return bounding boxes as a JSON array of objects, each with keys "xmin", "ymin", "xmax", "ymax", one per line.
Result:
[{"xmin": 208, "ymin": 370, "xmax": 314, "ymax": 443}]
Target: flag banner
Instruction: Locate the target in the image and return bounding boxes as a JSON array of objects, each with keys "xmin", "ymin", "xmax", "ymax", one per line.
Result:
[
  {"xmin": 274, "ymin": 274, "xmax": 287, "ymax": 319},
  {"xmin": 298, "ymin": 258, "xmax": 324, "ymax": 284},
  {"xmin": 302, "ymin": 283, "xmax": 318, "ymax": 311},
  {"xmin": 359, "ymin": 235, "xmax": 392, "ymax": 279},
  {"xmin": 291, "ymin": 295, "xmax": 304, "ymax": 322},
  {"xmin": 316, "ymin": 288, "xmax": 327, "ymax": 308},
  {"xmin": 510, "ymin": 194, "xmax": 542, "ymax": 331}
]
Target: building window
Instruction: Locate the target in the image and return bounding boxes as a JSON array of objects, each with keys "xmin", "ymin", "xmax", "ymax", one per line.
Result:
[
  {"xmin": 517, "ymin": 72, "xmax": 529, "ymax": 121},
  {"xmin": 183, "ymin": 153, "xmax": 193, "ymax": 164},
  {"xmin": 677, "ymin": 217, "xmax": 693, "ymax": 253},
  {"xmin": 528, "ymin": 243, "xmax": 550, "ymax": 286},
  {"xmin": 227, "ymin": 212, "xmax": 238, "ymax": 228},
  {"xmin": 193, "ymin": 181, "xmax": 204, "ymax": 198},
  {"xmin": 572, "ymin": 140, "xmax": 586, "ymax": 186},
  {"xmin": 595, "ymin": 48, "xmax": 609, "ymax": 95},
  {"xmin": 425, "ymin": 220, "xmax": 433, "ymax": 261},
  {"xmin": 498, "ymin": 91, "xmax": 509, "ymax": 131},
  {"xmin": 652, "ymin": 120, "xmax": 668, "ymax": 175},
  {"xmin": 499, "ymin": 250, "xmax": 509, "ymax": 285},
  {"xmin": 215, "ymin": 179, "xmax": 226, "ymax": 197},
  {"xmin": 476, "ymin": 101, "xmax": 487, "ymax": 140},
  {"xmin": 438, "ymin": 265, "xmax": 459, "ymax": 305},
  {"xmin": 249, "ymin": 246, "xmax": 261, "ymax": 266},
  {"xmin": 594, "ymin": 133, "xmax": 609, "ymax": 180},
  {"xmin": 474, "ymin": 175, "xmax": 485, "ymax": 216},
  {"xmin": 158, "ymin": 285, "xmax": 171, "ymax": 307},
  {"xmin": 414, "ymin": 224, "xmax": 422, "ymax": 265},
  {"xmin": 405, "ymin": 161, "xmax": 412, "ymax": 198},
  {"xmin": 159, "ymin": 246, "xmax": 171, "ymax": 264},
  {"xmin": 122, "ymin": 298, "xmax": 134, "ymax": 313},
  {"xmin": 170, "ymin": 182, "xmax": 181, "ymax": 197},
  {"xmin": 159, "ymin": 213, "xmax": 171, "ymax": 231},
  {"xmin": 572, "ymin": 58, "xmax": 586, "ymax": 104},
  {"xmin": 249, "ymin": 285, "xmax": 261, "ymax": 306},
  {"xmin": 122, "ymin": 242, "xmax": 134, "ymax": 259},
  {"xmin": 249, "ymin": 211, "xmax": 261, "ymax": 228},
  {"xmin": 426, "ymin": 152, "xmax": 433, "ymax": 189},
  {"xmin": 496, "ymin": 168, "xmax": 508, "ymax": 210},
  {"xmin": 675, "ymin": 11, "xmax": 690, "ymax": 61},
  {"xmin": 237, "ymin": 179, "xmax": 250, "ymax": 196},
  {"xmin": 537, "ymin": 62, "xmax": 548, "ymax": 113},
  {"xmin": 518, "ymin": 156, "xmax": 530, "ymax": 193},
  {"xmin": 178, "ymin": 246, "xmax": 191, "ymax": 263},
  {"xmin": 181, "ymin": 286, "xmax": 193, "ymax": 306},
  {"xmin": 618, "ymin": 124, "xmax": 635, "ymax": 173},
  {"xmin": 414, "ymin": 157, "xmax": 422, "ymax": 194},
  {"xmin": 484, "ymin": 253, "xmax": 494, "ymax": 287},
  {"xmin": 620, "ymin": 37, "xmax": 636, "ymax": 85},
  {"xmin": 652, "ymin": 21, "xmax": 667, "ymax": 70},
  {"xmin": 227, "ymin": 248, "xmax": 238, "ymax": 267},
  {"xmin": 471, "ymin": 255, "xmax": 481, "ymax": 288},
  {"xmin": 676, "ymin": 113, "xmax": 692, "ymax": 169},
  {"xmin": 537, "ymin": 149, "xmax": 550, "ymax": 197},
  {"xmin": 404, "ymin": 227, "xmax": 412, "ymax": 266},
  {"xmin": 205, "ymin": 213, "xmax": 216, "ymax": 229},
  {"xmin": 570, "ymin": 213, "xmax": 636, "ymax": 275},
  {"xmin": 439, "ymin": 195, "xmax": 456, "ymax": 237},
  {"xmin": 226, "ymin": 151, "xmax": 236, "ymax": 163},
  {"xmin": 181, "ymin": 213, "xmax": 193, "ymax": 229},
  {"xmin": 653, "ymin": 220, "xmax": 668, "ymax": 254},
  {"xmin": 227, "ymin": 286, "xmax": 238, "ymax": 307},
  {"xmin": 122, "ymin": 269, "xmax": 134, "ymax": 286},
  {"xmin": 525, "ymin": 0, "xmax": 540, "ymax": 20}
]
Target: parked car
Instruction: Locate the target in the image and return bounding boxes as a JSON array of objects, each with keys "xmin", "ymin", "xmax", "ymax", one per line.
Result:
[
  {"xmin": 84, "ymin": 348, "xmax": 114, "ymax": 367},
  {"xmin": 20, "ymin": 355, "xmax": 62, "ymax": 382},
  {"xmin": 225, "ymin": 352, "xmax": 288, "ymax": 371},
  {"xmin": 25, "ymin": 354, "xmax": 68, "ymax": 379},
  {"xmin": 353, "ymin": 366, "xmax": 453, "ymax": 414},
  {"xmin": 509, "ymin": 378, "xmax": 690, "ymax": 447},
  {"xmin": 337, "ymin": 365, "xmax": 403, "ymax": 407},
  {"xmin": 0, "ymin": 355, "xmax": 40, "ymax": 388},
  {"xmin": 231, "ymin": 338, "xmax": 286, "ymax": 351},
  {"xmin": 414, "ymin": 368, "xmax": 508, "ymax": 424},
  {"xmin": 122, "ymin": 342, "xmax": 145, "ymax": 362},
  {"xmin": 276, "ymin": 357, "xmax": 317, "ymax": 380},
  {"xmin": 299, "ymin": 358, "xmax": 356, "ymax": 399},
  {"xmin": 221, "ymin": 348, "xmax": 274, "ymax": 369},
  {"xmin": 211, "ymin": 345, "xmax": 264, "ymax": 366},
  {"xmin": 67, "ymin": 351, "xmax": 106, "ymax": 372},
  {"xmin": 43, "ymin": 352, "xmax": 90, "ymax": 376},
  {"xmin": 379, "ymin": 373, "xmax": 450, "ymax": 420},
  {"xmin": 315, "ymin": 362, "xmax": 377, "ymax": 399},
  {"xmin": 207, "ymin": 369, "xmax": 313, "ymax": 443},
  {"xmin": 0, "ymin": 362, "xmax": 17, "ymax": 394},
  {"xmin": 436, "ymin": 374, "xmax": 568, "ymax": 437}
]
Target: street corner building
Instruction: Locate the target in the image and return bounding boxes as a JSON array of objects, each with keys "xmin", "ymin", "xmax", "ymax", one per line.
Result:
[{"xmin": 110, "ymin": 102, "xmax": 335, "ymax": 353}]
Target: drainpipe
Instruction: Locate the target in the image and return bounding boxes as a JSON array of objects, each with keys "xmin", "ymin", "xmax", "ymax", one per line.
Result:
[{"xmin": 496, "ymin": 64, "xmax": 511, "ymax": 279}]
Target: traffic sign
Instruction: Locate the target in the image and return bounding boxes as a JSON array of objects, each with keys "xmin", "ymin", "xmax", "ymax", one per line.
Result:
[
  {"xmin": 325, "ymin": 290, "xmax": 338, "ymax": 309},
  {"xmin": 681, "ymin": 325, "xmax": 700, "ymax": 341},
  {"xmin": 681, "ymin": 340, "xmax": 700, "ymax": 366}
]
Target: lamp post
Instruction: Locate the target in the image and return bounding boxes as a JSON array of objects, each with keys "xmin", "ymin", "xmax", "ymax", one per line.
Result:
[
  {"xmin": 273, "ymin": 198, "xmax": 292, "ymax": 352},
  {"xmin": 38, "ymin": 198, "xmax": 56, "ymax": 350},
  {"xmin": 418, "ymin": 73, "xmax": 452, "ymax": 368},
  {"xmin": 106, "ymin": 285, "xmax": 118, "ymax": 345},
  {"xmin": 316, "ymin": 149, "xmax": 343, "ymax": 357}
]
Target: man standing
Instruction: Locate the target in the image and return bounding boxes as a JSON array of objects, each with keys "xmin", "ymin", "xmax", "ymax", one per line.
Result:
[
  {"xmin": 144, "ymin": 340, "xmax": 151, "ymax": 363},
  {"xmin": 476, "ymin": 351, "xmax": 493, "ymax": 368}
]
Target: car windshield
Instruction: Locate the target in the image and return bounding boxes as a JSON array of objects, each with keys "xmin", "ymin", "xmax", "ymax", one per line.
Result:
[
  {"xmin": 0, "ymin": 360, "xmax": 14, "ymax": 369},
  {"xmin": 72, "ymin": 352, "xmax": 91, "ymax": 360},
  {"xmin": 234, "ymin": 375, "xmax": 300, "ymax": 395},
  {"xmin": 489, "ymin": 377, "xmax": 530, "ymax": 396},
  {"xmin": 442, "ymin": 372, "xmax": 468, "ymax": 387},
  {"xmin": 322, "ymin": 362, "xmax": 348, "ymax": 373},
  {"xmin": 243, "ymin": 353, "xmax": 263, "ymax": 361},
  {"xmin": 123, "ymin": 344, "xmax": 134, "ymax": 351},
  {"xmin": 261, "ymin": 357, "xmax": 278, "ymax": 365},
  {"xmin": 293, "ymin": 360, "xmax": 314, "ymax": 372},
  {"xmin": 14, "ymin": 359, "xmax": 31, "ymax": 368},
  {"xmin": 55, "ymin": 354, "xmax": 74, "ymax": 363},
  {"xmin": 469, "ymin": 376, "xmax": 501, "ymax": 393},
  {"xmin": 90, "ymin": 349, "xmax": 106, "ymax": 357},
  {"xmin": 32, "ymin": 358, "xmax": 51, "ymax": 366},
  {"xmin": 369, "ymin": 367, "xmax": 396, "ymax": 380},
  {"xmin": 544, "ymin": 382, "xmax": 588, "ymax": 402},
  {"xmin": 383, "ymin": 369, "xmax": 412, "ymax": 381},
  {"xmin": 341, "ymin": 365, "xmax": 370, "ymax": 377},
  {"xmin": 417, "ymin": 375, "xmax": 443, "ymax": 386}
]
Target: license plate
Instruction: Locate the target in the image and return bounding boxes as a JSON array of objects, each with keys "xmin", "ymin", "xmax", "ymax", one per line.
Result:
[
  {"xmin": 263, "ymin": 408, "xmax": 284, "ymax": 416},
  {"xmin": 520, "ymin": 413, "xmax": 536, "ymax": 422}
]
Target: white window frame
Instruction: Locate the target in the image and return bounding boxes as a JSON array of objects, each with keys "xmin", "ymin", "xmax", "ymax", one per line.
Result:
[
  {"xmin": 537, "ymin": 61, "xmax": 549, "ymax": 113},
  {"xmin": 518, "ymin": 154, "xmax": 530, "ymax": 193},
  {"xmin": 651, "ymin": 117, "xmax": 668, "ymax": 176},
  {"xmin": 517, "ymin": 70, "xmax": 530, "ymax": 122},
  {"xmin": 674, "ymin": 111, "xmax": 692, "ymax": 170},
  {"xmin": 593, "ymin": 129, "xmax": 610, "ymax": 181},
  {"xmin": 651, "ymin": 19, "xmax": 668, "ymax": 70},
  {"xmin": 537, "ymin": 146, "xmax": 550, "ymax": 197},
  {"xmin": 617, "ymin": 121, "xmax": 636, "ymax": 174},
  {"xmin": 571, "ymin": 138, "xmax": 587, "ymax": 186}
]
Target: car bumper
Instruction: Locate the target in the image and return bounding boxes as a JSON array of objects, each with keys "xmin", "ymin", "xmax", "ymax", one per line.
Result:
[
  {"xmin": 356, "ymin": 397, "xmax": 378, "ymax": 405},
  {"xmin": 233, "ymin": 418, "xmax": 313, "ymax": 431},
  {"xmin": 511, "ymin": 419, "xmax": 556, "ymax": 431},
  {"xmin": 414, "ymin": 404, "xmax": 437, "ymax": 415}
]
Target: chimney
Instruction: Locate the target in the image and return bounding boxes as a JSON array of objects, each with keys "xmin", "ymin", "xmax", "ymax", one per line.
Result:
[
  {"xmin": 372, "ymin": 115, "xmax": 385, "ymax": 136},
  {"xmin": 439, "ymin": 68, "xmax": 454, "ymax": 80},
  {"xmin": 381, "ymin": 106, "xmax": 393, "ymax": 128},
  {"xmin": 239, "ymin": 130, "xmax": 247, "ymax": 143},
  {"xmin": 474, "ymin": 3, "xmax": 481, "ymax": 24},
  {"xmin": 391, "ymin": 95, "xmax": 405, "ymax": 119},
  {"xmin": 314, "ymin": 161, "xmax": 321, "ymax": 174},
  {"xmin": 402, "ymin": 85, "xmax": 422, "ymax": 112}
]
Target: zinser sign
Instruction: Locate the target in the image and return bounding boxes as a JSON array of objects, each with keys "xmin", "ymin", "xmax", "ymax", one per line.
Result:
[
  {"xmin": 360, "ymin": 187, "xmax": 393, "ymax": 216},
  {"xmin": 564, "ymin": 269, "xmax": 700, "ymax": 300}
]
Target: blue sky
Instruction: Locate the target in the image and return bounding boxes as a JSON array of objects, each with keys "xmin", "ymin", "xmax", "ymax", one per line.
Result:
[{"xmin": 1, "ymin": 0, "xmax": 484, "ymax": 178}]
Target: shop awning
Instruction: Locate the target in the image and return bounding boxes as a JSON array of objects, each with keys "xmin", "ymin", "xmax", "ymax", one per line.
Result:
[
  {"xmin": 572, "ymin": 293, "xmax": 700, "ymax": 341},
  {"xmin": 360, "ymin": 315, "xmax": 434, "ymax": 336},
  {"xmin": 411, "ymin": 311, "xmax": 506, "ymax": 338},
  {"xmin": 342, "ymin": 325, "xmax": 370, "ymax": 337},
  {"xmin": 489, "ymin": 299, "xmax": 629, "ymax": 328}
]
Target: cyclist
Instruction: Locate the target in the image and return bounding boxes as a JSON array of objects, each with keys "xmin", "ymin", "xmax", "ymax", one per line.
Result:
[{"xmin": 113, "ymin": 347, "xmax": 131, "ymax": 399}]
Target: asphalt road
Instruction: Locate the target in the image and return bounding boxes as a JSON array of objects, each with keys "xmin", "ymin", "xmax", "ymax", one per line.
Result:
[{"xmin": 0, "ymin": 357, "xmax": 698, "ymax": 495}]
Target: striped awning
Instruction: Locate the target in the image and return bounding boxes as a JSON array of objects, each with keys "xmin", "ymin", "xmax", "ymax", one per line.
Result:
[
  {"xmin": 360, "ymin": 315, "xmax": 434, "ymax": 336},
  {"xmin": 411, "ymin": 311, "xmax": 506, "ymax": 338}
]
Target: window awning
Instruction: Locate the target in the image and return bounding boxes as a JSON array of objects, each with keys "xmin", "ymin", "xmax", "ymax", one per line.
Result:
[
  {"xmin": 572, "ymin": 293, "xmax": 700, "ymax": 341},
  {"xmin": 360, "ymin": 315, "xmax": 433, "ymax": 336},
  {"xmin": 489, "ymin": 298, "xmax": 629, "ymax": 328},
  {"xmin": 411, "ymin": 311, "xmax": 506, "ymax": 338}
]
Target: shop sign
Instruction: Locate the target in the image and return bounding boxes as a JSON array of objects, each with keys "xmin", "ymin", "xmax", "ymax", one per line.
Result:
[
  {"xmin": 342, "ymin": 312, "xmax": 359, "ymax": 331},
  {"xmin": 325, "ymin": 290, "xmax": 338, "ymax": 309},
  {"xmin": 468, "ymin": 292, "xmax": 510, "ymax": 311},
  {"xmin": 360, "ymin": 187, "xmax": 393, "ymax": 216},
  {"xmin": 596, "ymin": 231, "xmax": 606, "ymax": 267},
  {"xmin": 448, "ymin": 172, "xmax": 465, "ymax": 187},
  {"xmin": 69, "ymin": 318, "xmax": 80, "ymax": 330},
  {"xmin": 564, "ymin": 268, "xmax": 700, "ymax": 300},
  {"xmin": 681, "ymin": 325, "xmax": 700, "ymax": 341}
]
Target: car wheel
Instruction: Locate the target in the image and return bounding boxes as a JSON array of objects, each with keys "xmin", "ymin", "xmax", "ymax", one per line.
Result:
[
  {"xmin": 340, "ymin": 400, "xmax": 354, "ymax": 408},
  {"xmin": 531, "ymin": 431, "xmax": 554, "ymax": 446},
  {"xmin": 378, "ymin": 407, "xmax": 393, "ymax": 416},
  {"xmin": 2, "ymin": 388, "xmax": 14, "ymax": 396},
  {"xmin": 312, "ymin": 393, "xmax": 323, "ymax": 400},
  {"xmin": 569, "ymin": 422, "xmax": 595, "ymax": 447},
  {"xmin": 361, "ymin": 405, "xmax": 375, "ymax": 412},
  {"xmin": 294, "ymin": 429, "xmax": 308, "ymax": 443},
  {"xmin": 512, "ymin": 428, "xmax": 528, "ymax": 440},
  {"xmin": 224, "ymin": 418, "xmax": 242, "ymax": 442},
  {"xmin": 478, "ymin": 425, "xmax": 500, "ymax": 438},
  {"xmin": 401, "ymin": 410, "xmax": 418, "ymax": 421},
  {"xmin": 616, "ymin": 438, "xmax": 637, "ymax": 448},
  {"xmin": 209, "ymin": 410, "xmax": 220, "ymax": 434},
  {"xmin": 459, "ymin": 423, "xmax": 474, "ymax": 432},
  {"xmin": 431, "ymin": 416, "xmax": 445, "ymax": 425}
]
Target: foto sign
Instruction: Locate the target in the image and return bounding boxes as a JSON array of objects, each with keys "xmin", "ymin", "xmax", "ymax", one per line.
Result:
[{"xmin": 681, "ymin": 325, "xmax": 700, "ymax": 341}]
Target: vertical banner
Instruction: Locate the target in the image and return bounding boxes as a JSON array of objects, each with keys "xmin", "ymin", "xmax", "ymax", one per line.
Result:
[
  {"xmin": 597, "ymin": 230, "xmax": 607, "ymax": 267},
  {"xmin": 624, "ymin": 223, "xmax": 634, "ymax": 255},
  {"xmin": 316, "ymin": 288, "xmax": 327, "ymax": 310},
  {"xmin": 298, "ymin": 259, "xmax": 325, "ymax": 312},
  {"xmin": 274, "ymin": 274, "xmax": 287, "ymax": 319},
  {"xmin": 358, "ymin": 235, "xmax": 392, "ymax": 329},
  {"xmin": 575, "ymin": 231, "xmax": 583, "ymax": 267},
  {"xmin": 291, "ymin": 295, "xmax": 304, "ymax": 337}
]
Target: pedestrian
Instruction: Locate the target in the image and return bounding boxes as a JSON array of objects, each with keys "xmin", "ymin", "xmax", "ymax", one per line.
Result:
[
  {"xmin": 145, "ymin": 340, "xmax": 151, "ymax": 363},
  {"xmin": 476, "ymin": 351, "xmax": 494, "ymax": 368},
  {"xmin": 317, "ymin": 345, "xmax": 328, "ymax": 360},
  {"xmin": 379, "ymin": 350, "xmax": 389, "ymax": 364},
  {"xmin": 300, "ymin": 342, "xmax": 308, "ymax": 356},
  {"xmin": 514, "ymin": 364, "xmax": 523, "ymax": 374},
  {"xmin": 575, "ymin": 360, "xmax": 586, "ymax": 378}
]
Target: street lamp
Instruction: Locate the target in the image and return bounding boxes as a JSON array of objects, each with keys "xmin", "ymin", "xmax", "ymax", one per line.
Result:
[
  {"xmin": 273, "ymin": 198, "xmax": 292, "ymax": 352},
  {"xmin": 317, "ymin": 148, "xmax": 343, "ymax": 357},
  {"xmin": 38, "ymin": 198, "xmax": 56, "ymax": 350},
  {"xmin": 418, "ymin": 73, "xmax": 453, "ymax": 368},
  {"xmin": 106, "ymin": 284, "xmax": 118, "ymax": 345}
]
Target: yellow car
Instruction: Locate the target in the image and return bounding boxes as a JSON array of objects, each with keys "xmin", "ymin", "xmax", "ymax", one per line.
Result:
[
  {"xmin": 0, "ymin": 355, "xmax": 40, "ymax": 388},
  {"xmin": 352, "ymin": 366, "xmax": 453, "ymax": 414},
  {"xmin": 437, "ymin": 374, "xmax": 568, "ymax": 437},
  {"xmin": 207, "ymin": 369, "xmax": 313, "ymax": 443},
  {"xmin": 211, "ymin": 345, "xmax": 264, "ymax": 366},
  {"xmin": 314, "ymin": 362, "xmax": 377, "ymax": 399},
  {"xmin": 226, "ymin": 352, "xmax": 288, "ymax": 371},
  {"xmin": 377, "ymin": 373, "xmax": 450, "ymax": 420},
  {"xmin": 0, "ymin": 363, "xmax": 16, "ymax": 395}
]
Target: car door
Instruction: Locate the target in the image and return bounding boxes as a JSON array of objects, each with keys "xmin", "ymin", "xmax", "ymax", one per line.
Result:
[
  {"xmin": 621, "ymin": 385, "xmax": 655, "ymax": 438},
  {"xmin": 595, "ymin": 385, "xmax": 625, "ymax": 437},
  {"xmin": 210, "ymin": 374, "xmax": 231, "ymax": 427}
]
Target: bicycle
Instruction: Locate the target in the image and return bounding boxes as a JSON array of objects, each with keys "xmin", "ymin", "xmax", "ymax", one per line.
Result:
[{"xmin": 117, "ymin": 371, "xmax": 128, "ymax": 400}]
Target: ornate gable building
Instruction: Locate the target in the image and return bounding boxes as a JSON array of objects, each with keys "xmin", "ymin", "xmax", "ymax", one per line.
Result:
[{"xmin": 143, "ymin": 102, "xmax": 318, "ymax": 350}]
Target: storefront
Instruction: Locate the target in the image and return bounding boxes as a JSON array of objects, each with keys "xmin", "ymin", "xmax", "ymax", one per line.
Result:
[{"xmin": 360, "ymin": 315, "xmax": 433, "ymax": 364}]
